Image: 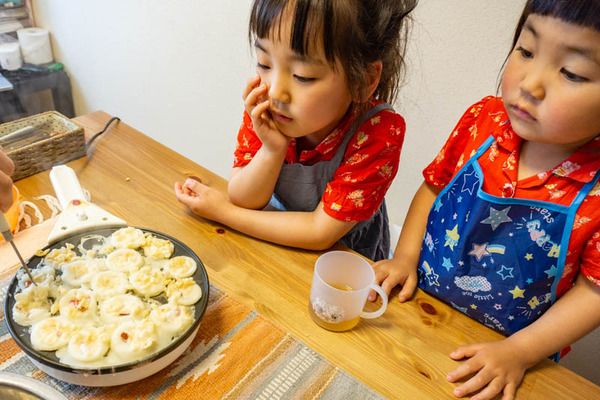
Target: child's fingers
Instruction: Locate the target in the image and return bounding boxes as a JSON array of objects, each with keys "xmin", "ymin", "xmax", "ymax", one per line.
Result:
[
  {"xmin": 175, "ymin": 181, "xmax": 195, "ymax": 197},
  {"xmin": 0, "ymin": 164, "xmax": 13, "ymax": 213},
  {"xmin": 447, "ymin": 360, "xmax": 482, "ymax": 384},
  {"xmin": 368, "ymin": 289, "xmax": 378, "ymax": 302},
  {"xmin": 184, "ymin": 177, "xmax": 203, "ymax": 190},
  {"xmin": 370, "ymin": 267, "xmax": 391, "ymax": 301},
  {"xmin": 368, "ymin": 286, "xmax": 382, "ymax": 301},
  {"xmin": 380, "ymin": 278, "xmax": 398, "ymax": 299},
  {"xmin": 174, "ymin": 182, "xmax": 192, "ymax": 205},
  {"xmin": 372, "ymin": 263, "xmax": 391, "ymax": 283},
  {"xmin": 368, "ymin": 280, "xmax": 387, "ymax": 301},
  {"xmin": 252, "ymin": 100, "xmax": 271, "ymax": 124},
  {"xmin": 242, "ymin": 75, "xmax": 261, "ymax": 100},
  {"xmin": 0, "ymin": 145, "xmax": 14, "ymax": 174},
  {"xmin": 449, "ymin": 344, "xmax": 478, "ymax": 361},
  {"xmin": 242, "ymin": 82, "xmax": 274, "ymax": 132},
  {"xmin": 180, "ymin": 179, "xmax": 205, "ymax": 198},
  {"xmin": 446, "ymin": 347, "xmax": 483, "ymax": 382},
  {"xmin": 244, "ymin": 83, "xmax": 268, "ymax": 112},
  {"xmin": 501, "ymin": 382, "xmax": 517, "ymax": 400},
  {"xmin": 452, "ymin": 368, "xmax": 494, "ymax": 399},
  {"xmin": 469, "ymin": 377, "xmax": 506, "ymax": 400},
  {"xmin": 397, "ymin": 274, "xmax": 417, "ymax": 302}
]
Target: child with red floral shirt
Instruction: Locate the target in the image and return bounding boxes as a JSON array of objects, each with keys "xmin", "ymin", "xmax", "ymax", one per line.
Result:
[{"xmin": 175, "ymin": 0, "xmax": 416, "ymax": 261}]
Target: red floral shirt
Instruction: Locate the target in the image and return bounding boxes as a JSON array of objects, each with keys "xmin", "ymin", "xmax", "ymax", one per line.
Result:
[
  {"xmin": 233, "ymin": 100, "xmax": 405, "ymax": 222},
  {"xmin": 423, "ymin": 96, "xmax": 600, "ymax": 296}
]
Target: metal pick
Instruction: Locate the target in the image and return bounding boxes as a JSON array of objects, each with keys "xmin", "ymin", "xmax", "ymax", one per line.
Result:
[{"xmin": 1, "ymin": 213, "xmax": 37, "ymax": 286}]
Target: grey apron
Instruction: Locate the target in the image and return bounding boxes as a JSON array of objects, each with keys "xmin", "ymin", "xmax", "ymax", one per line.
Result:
[{"xmin": 269, "ymin": 103, "xmax": 393, "ymax": 261}]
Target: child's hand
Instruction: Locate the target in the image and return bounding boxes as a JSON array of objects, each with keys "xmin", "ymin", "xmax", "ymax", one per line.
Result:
[
  {"xmin": 370, "ymin": 257, "xmax": 417, "ymax": 303},
  {"xmin": 174, "ymin": 178, "xmax": 230, "ymax": 222},
  {"xmin": 242, "ymin": 75, "xmax": 290, "ymax": 154},
  {"xmin": 446, "ymin": 339, "xmax": 532, "ymax": 400}
]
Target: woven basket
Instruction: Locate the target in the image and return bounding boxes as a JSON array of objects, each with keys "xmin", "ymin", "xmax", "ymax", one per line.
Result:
[{"xmin": 0, "ymin": 111, "xmax": 85, "ymax": 181}]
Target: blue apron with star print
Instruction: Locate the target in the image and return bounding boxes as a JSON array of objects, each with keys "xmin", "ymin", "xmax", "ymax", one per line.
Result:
[{"xmin": 418, "ymin": 133, "xmax": 600, "ymax": 359}]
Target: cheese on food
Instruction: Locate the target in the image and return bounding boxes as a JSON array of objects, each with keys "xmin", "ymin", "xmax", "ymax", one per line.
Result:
[{"xmin": 12, "ymin": 228, "xmax": 203, "ymax": 369}]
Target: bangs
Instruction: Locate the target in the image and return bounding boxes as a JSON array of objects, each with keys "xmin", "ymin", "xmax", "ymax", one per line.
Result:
[
  {"xmin": 528, "ymin": 0, "xmax": 600, "ymax": 31},
  {"xmin": 249, "ymin": 0, "xmax": 337, "ymax": 65}
]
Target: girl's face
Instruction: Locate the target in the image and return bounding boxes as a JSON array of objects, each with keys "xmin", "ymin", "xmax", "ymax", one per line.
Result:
[
  {"xmin": 254, "ymin": 11, "xmax": 353, "ymax": 143},
  {"xmin": 502, "ymin": 14, "xmax": 600, "ymax": 151}
]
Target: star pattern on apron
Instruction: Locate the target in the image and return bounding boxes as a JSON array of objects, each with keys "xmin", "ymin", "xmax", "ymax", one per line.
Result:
[{"xmin": 417, "ymin": 134, "xmax": 600, "ymax": 361}]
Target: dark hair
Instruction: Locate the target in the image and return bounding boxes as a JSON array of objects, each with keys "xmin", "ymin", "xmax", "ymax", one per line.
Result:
[
  {"xmin": 248, "ymin": 0, "xmax": 417, "ymax": 108},
  {"xmin": 497, "ymin": 0, "xmax": 600, "ymax": 92},
  {"xmin": 512, "ymin": 0, "xmax": 600, "ymax": 49}
]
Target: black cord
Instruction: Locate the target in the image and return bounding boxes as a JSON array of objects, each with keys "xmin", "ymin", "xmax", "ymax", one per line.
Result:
[{"xmin": 85, "ymin": 116, "xmax": 121, "ymax": 151}]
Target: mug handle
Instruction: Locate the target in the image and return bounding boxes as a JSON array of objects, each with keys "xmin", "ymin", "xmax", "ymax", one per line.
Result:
[{"xmin": 361, "ymin": 283, "xmax": 388, "ymax": 319}]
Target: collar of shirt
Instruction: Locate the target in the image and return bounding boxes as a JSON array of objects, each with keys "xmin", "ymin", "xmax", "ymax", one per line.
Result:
[
  {"xmin": 490, "ymin": 108, "xmax": 600, "ymax": 187},
  {"xmin": 285, "ymin": 100, "xmax": 380, "ymax": 165},
  {"xmin": 286, "ymin": 123, "xmax": 348, "ymax": 164}
]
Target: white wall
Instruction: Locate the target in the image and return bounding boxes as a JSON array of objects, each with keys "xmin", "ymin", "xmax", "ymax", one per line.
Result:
[
  {"xmin": 31, "ymin": 0, "xmax": 600, "ymax": 385},
  {"xmin": 391, "ymin": 1, "xmax": 522, "ymax": 225},
  {"xmin": 32, "ymin": 0, "xmax": 254, "ymax": 179}
]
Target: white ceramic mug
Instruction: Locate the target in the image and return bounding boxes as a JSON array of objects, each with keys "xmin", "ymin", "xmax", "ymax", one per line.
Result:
[{"xmin": 309, "ymin": 251, "xmax": 388, "ymax": 331}]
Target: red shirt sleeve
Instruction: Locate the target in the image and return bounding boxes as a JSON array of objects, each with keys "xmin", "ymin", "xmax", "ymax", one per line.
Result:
[
  {"xmin": 232, "ymin": 107, "xmax": 406, "ymax": 223},
  {"xmin": 233, "ymin": 111, "xmax": 262, "ymax": 168},
  {"xmin": 323, "ymin": 110, "xmax": 405, "ymax": 222},
  {"xmin": 423, "ymin": 96, "xmax": 496, "ymax": 188},
  {"xmin": 580, "ymin": 228, "xmax": 600, "ymax": 287}
]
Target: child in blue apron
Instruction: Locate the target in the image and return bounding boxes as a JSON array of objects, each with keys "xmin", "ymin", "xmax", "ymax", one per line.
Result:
[
  {"xmin": 372, "ymin": 0, "xmax": 600, "ymax": 398},
  {"xmin": 175, "ymin": 0, "xmax": 417, "ymax": 261}
]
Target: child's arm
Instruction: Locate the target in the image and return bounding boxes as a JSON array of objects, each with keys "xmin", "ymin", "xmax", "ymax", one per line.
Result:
[
  {"xmin": 447, "ymin": 273, "xmax": 600, "ymax": 400},
  {"xmin": 228, "ymin": 150, "xmax": 287, "ymax": 210},
  {"xmin": 370, "ymin": 181, "xmax": 440, "ymax": 302},
  {"xmin": 228, "ymin": 75, "xmax": 291, "ymax": 209},
  {"xmin": 175, "ymin": 178, "xmax": 356, "ymax": 250}
]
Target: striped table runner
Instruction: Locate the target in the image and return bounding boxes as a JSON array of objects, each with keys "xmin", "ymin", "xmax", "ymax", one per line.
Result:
[{"xmin": 0, "ymin": 280, "xmax": 385, "ymax": 400}]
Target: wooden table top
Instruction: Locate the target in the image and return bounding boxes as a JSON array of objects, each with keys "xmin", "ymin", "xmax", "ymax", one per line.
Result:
[{"xmin": 13, "ymin": 111, "xmax": 599, "ymax": 399}]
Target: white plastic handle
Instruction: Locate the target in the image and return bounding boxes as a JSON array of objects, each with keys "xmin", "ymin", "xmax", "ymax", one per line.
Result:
[
  {"xmin": 361, "ymin": 284, "xmax": 388, "ymax": 319},
  {"xmin": 49, "ymin": 165, "xmax": 87, "ymax": 209}
]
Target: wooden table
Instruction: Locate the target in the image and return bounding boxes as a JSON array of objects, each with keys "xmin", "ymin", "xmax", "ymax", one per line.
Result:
[{"xmin": 13, "ymin": 111, "xmax": 600, "ymax": 399}]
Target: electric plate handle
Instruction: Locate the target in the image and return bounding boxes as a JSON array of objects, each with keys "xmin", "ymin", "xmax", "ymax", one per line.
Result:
[{"xmin": 50, "ymin": 165, "xmax": 87, "ymax": 210}]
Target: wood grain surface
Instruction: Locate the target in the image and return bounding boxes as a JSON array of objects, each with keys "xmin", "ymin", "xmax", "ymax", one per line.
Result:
[{"xmin": 12, "ymin": 111, "xmax": 598, "ymax": 399}]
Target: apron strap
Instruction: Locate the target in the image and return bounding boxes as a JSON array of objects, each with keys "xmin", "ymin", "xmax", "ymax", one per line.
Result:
[
  {"xmin": 549, "ymin": 167, "xmax": 600, "ymax": 363},
  {"xmin": 435, "ymin": 134, "xmax": 495, "ymax": 200},
  {"xmin": 330, "ymin": 103, "xmax": 394, "ymax": 166},
  {"xmin": 551, "ymin": 167, "xmax": 600, "ymax": 302}
]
